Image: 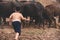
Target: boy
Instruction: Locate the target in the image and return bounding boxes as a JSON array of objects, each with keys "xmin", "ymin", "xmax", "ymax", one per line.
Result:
[{"xmin": 9, "ymin": 7, "xmax": 30, "ymax": 40}]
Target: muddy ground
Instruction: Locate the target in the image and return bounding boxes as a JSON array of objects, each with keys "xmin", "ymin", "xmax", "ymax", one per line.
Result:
[{"xmin": 0, "ymin": 25, "xmax": 60, "ymax": 40}]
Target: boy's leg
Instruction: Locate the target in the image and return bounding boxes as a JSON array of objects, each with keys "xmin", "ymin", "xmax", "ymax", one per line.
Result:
[
  {"xmin": 12, "ymin": 21, "xmax": 21, "ymax": 40},
  {"xmin": 14, "ymin": 32, "xmax": 19, "ymax": 40}
]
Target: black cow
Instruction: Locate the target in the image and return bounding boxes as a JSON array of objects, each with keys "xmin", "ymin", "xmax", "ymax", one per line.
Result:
[
  {"xmin": 19, "ymin": 1, "xmax": 44, "ymax": 28},
  {"xmin": 0, "ymin": 2, "xmax": 14, "ymax": 24},
  {"xmin": 42, "ymin": 8, "xmax": 56, "ymax": 28},
  {"xmin": 0, "ymin": 1, "xmax": 45, "ymax": 28},
  {"xmin": 0, "ymin": 2, "xmax": 14, "ymax": 17},
  {"xmin": 44, "ymin": 3, "xmax": 60, "ymax": 28},
  {"xmin": 11, "ymin": 1, "xmax": 45, "ymax": 27}
]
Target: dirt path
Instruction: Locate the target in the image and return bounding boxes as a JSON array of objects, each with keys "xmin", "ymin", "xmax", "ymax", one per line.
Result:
[{"xmin": 0, "ymin": 26, "xmax": 60, "ymax": 40}]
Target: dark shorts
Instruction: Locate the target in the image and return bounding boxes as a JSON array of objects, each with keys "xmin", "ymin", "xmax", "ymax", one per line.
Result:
[{"xmin": 12, "ymin": 21, "xmax": 21, "ymax": 35}]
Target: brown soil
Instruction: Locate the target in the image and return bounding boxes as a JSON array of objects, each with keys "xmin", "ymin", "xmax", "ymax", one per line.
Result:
[{"xmin": 0, "ymin": 26, "xmax": 60, "ymax": 40}]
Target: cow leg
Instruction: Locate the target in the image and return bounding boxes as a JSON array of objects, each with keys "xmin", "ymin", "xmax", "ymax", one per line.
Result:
[
  {"xmin": 59, "ymin": 15, "xmax": 60, "ymax": 22},
  {"xmin": 54, "ymin": 16, "xmax": 60, "ymax": 29},
  {"xmin": 42, "ymin": 19, "xmax": 46, "ymax": 29},
  {"xmin": 54, "ymin": 19, "xmax": 56, "ymax": 28},
  {"xmin": 48, "ymin": 18, "xmax": 52, "ymax": 28},
  {"xmin": 52, "ymin": 18, "xmax": 56, "ymax": 28}
]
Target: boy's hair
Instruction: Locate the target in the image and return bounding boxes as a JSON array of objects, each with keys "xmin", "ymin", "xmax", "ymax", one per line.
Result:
[{"xmin": 15, "ymin": 7, "xmax": 20, "ymax": 11}]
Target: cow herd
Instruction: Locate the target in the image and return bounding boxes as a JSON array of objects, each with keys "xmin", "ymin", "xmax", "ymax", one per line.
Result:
[{"xmin": 0, "ymin": 1, "xmax": 60, "ymax": 29}]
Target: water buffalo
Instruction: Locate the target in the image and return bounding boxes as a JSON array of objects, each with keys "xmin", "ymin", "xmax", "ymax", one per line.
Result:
[
  {"xmin": 0, "ymin": 1, "xmax": 45, "ymax": 28},
  {"xmin": 9, "ymin": 1, "xmax": 45, "ymax": 27},
  {"xmin": 42, "ymin": 7, "xmax": 56, "ymax": 28},
  {"xmin": 45, "ymin": 3, "xmax": 60, "ymax": 28},
  {"xmin": 19, "ymin": 1, "xmax": 45, "ymax": 28},
  {"xmin": 0, "ymin": 2, "xmax": 14, "ymax": 24}
]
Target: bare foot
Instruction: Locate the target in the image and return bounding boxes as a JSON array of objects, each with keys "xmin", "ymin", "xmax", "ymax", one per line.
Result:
[{"xmin": 14, "ymin": 38, "xmax": 18, "ymax": 40}]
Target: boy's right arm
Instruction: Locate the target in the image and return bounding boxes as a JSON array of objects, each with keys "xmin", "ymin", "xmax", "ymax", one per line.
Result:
[{"xmin": 20, "ymin": 14, "xmax": 30, "ymax": 21}]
